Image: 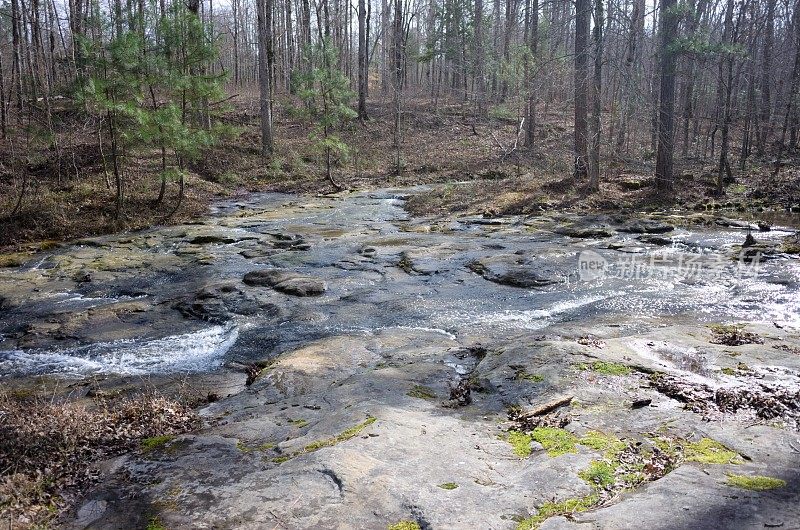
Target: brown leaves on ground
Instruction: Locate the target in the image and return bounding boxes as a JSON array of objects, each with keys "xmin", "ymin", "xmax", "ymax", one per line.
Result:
[
  {"xmin": 649, "ymin": 372, "xmax": 800, "ymax": 430},
  {"xmin": 0, "ymin": 390, "xmax": 199, "ymax": 527}
]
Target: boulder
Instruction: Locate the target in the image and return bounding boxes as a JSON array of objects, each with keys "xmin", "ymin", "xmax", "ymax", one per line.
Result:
[
  {"xmin": 619, "ymin": 219, "xmax": 674, "ymax": 234},
  {"xmin": 243, "ymin": 269, "xmax": 327, "ymax": 296}
]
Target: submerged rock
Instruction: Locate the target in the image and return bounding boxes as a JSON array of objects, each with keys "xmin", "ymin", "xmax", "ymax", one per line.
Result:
[
  {"xmin": 619, "ymin": 219, "xmax": 674, "ymax": 234},
  {"xmin": 468, "ymin": 255, "xmax": 565, "ymax": 288},
  {"xmin": 178, "ymin": 284, "xmax": 279, "ymax": 323},
  {"xmin": 555, "ymin": 224, "xmax": 616, "ymax": 239},
  {"xmin": 243, "ymin": 269, "xmax": 327, "ymax": 296},
  {"xmin": 637, "ymin": 234, "xmax": 674, "ymax": 246}
]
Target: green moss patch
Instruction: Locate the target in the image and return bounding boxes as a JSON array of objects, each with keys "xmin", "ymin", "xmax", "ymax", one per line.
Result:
[
  {"xmin": 388, "ymin": 520, "xmax": 422, "ymax": 530},
  {"xmin": 514, "ymin": 369, "xmax": 545, "ymax": 383},
  {"xmin": 140, "ymin": 435, "xmax": 175, "ymax": 452},
  {"xmin": 531, "ymin": 427, "xmax": 578, "ymax": 457},
  {"xmin": 407, "ymin": 385, "xmax": 437, "ymax": 400},
  {"xmin": 685, "ymin": 438, "xmax": 741, "ymax": 465},
  {"xmin": 576, "ymin": 361, "xmax": 631, "ymax": 376},
  {"xmin": 388, "ymin": 521, "xmax": 421, "ymax": 530},
  {"xmin": 289, "ymin": 418, "xmax": 309, "ymax": 428},
  {"xmin": 579, "ymin": 431, "xmax": 626, "ymax": 456},
  {"xmin": 725, "ymin": 473, "xmax": 786, "ymax": 491},
  {"xmin": 272, "ymin": 416, "xmax": 376, "ymax": 463},
  {"xmin": 579, "ymin": 460, "xmax": 616, "ymax": 489},
  {"xmin": 437, "ymin": 482, "xmax": 459, "ymax": 490},
  {"xmin": 516, "ymin": 493, "xmax": 600, "ymax": 530},
  {"xmin": 146, "ymin": 516, "xmax": 167, "ymax": 530},
  {"xmin": 507, "ymin": 430, "xmax": 534, "ymax": 457}
]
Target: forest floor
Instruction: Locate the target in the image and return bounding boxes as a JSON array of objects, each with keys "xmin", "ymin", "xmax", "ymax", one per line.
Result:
[{"xmin": 1, "ymin": 92, "xmax": 800, "ymax": 250}]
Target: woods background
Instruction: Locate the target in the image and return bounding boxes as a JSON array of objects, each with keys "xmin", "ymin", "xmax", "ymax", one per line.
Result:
[{"xmin": 1, "ymin": 0, "xmax": 799, "ymax": 245}]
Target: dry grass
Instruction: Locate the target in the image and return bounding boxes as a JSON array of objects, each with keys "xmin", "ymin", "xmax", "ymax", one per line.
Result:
[{"xmin": 0, "ymin": 389, "xmax": 199, "ymax": 527}]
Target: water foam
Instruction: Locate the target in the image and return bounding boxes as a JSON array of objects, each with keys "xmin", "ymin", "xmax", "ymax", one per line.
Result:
[{"xmin": 0, "ymin": 323, "xmax": 238, "ymax": 377}]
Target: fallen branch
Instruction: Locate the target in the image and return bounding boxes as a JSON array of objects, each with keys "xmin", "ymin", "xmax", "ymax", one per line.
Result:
[
  {"xmin": 519, "ymin": 394, "xmax": 574, "ymax": 418},
  {"xmin": 489, "ymin": 117, "xmax": 525, "ymax": 160}
]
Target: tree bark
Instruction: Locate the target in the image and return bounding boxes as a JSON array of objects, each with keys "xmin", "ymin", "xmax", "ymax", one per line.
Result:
[
  {"xmin": 574, "ymin": 0, "xmax": 590, "ymax": 178},
  {"xmin": 524, "ymin": 0, "xmax": 538, "ymax": 148},
  {"xmin": 654, "ymin": 0, "xmax": 678, "ymax": 191},
  {"xmin": 257, "ymin": 0, "xmax": 274, "ymax": 156},
  {"xmin": 475, "ymin": 0, "xmax": 486, "ymax": 116},
  {"xmin": 358, "ymin": 0, "xmax": 368, "ymax": 120},
  {"xmin": 758, "ymin": 0, "xmax": 776, "ymax": 154},
  {"xmin": 587, "ymin": 0, "xmax": 602, "ymax": 192}
]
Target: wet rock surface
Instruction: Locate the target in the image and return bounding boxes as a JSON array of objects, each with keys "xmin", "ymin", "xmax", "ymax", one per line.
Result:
[
  {"xmin": 243, "ymin": 269, "xmax": 327, "ymax": 296},
  {"xmin": 0, "ymin": 189, "xmax": 799, "ymax": 529}
]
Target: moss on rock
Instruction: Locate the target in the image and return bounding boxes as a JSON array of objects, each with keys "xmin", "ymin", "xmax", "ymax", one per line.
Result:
[
  {"xmin": 271, "ymin": 416, "xmax": 377, "ymax": 463},
  {"xmin": 407, "ymin": 385, "xmax": 437, "ymax": 400},
  {"xmin": 685, "ymin": 438, "xmax": 740, "ymax": 465},
  {"xmin": 531, "ymin": 427, "xmax": 578, "ymax": 457},
  {"xmin": 725, "ymin": 473, "xmax": 786, "ymax": 491},
  {"xmin": 507, "ymin": 430, "xmax": 534, "ymax": 457},
  {"xmin": 140, "ymin": 435, "xmax": 175, "ymax": 452}
]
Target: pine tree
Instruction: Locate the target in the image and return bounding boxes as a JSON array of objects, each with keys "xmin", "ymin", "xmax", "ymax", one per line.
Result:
[{"xmin": 295, "ymin": 37, "xmax": 357, "ymax": 189}]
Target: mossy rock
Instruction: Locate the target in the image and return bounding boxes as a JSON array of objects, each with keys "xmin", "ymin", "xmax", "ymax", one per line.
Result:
[
  {"xmin": 685, "ymin": 438, "xmax": 740, "ymax": 465},
  {"xmin": 0, "ymin": 253, "xmax": 29, "ymax": 268},
  {"xmin": 272, "ymin": 416, "xmax": 376, "ymax": 463},
  {"xmin": 407, "ymin": 385, "xmax": 436, "ymax": 400},
  {"xmin": 579, "ymin": 460, "xmax": 616, "ymax": 489},
  {"xmin": 141, "ymin": 435, "xmax": 175, "ymax": 452},
  {"xmin": 516, "ymin": 493, "xmax": 600, "ymax": 530},
  {"xmin": 507, "ymin": 430, "xmax": 534, "ymax": 457},
  {"xmin": 531, "ymin": 427, "xmax": 578, "ymax": 457},
  {"xmin": 575, "ymin": 361, "xmax": 631, "ymax": 376},
  {"xmin": 725, "ymin": 473, "xmax": 786, "ymax": 491}
]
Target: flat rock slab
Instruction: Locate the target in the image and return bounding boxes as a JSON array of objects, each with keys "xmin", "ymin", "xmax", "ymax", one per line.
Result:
[
  {"xmin": 468, "ymin": 254, "xmax": 566, "ymax": 288},
  {"xmin": 243, "ymin": 269, "xmax": 327, "ymax": 296}
]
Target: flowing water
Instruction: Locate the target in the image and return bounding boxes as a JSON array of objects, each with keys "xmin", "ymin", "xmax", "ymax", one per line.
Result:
[{"xmin": 1, "ymin": 189, "xmax": 798, "ymax": 377}]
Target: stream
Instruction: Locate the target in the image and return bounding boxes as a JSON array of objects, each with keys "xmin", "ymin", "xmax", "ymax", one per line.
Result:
[{"xmin": 1, "ymin": 189, "xmax": 798, "ymax": 377}]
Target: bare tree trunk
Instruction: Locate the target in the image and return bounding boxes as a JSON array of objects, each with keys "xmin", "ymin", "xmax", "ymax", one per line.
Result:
[
  {"xmin": 655, "ymin": 0, "xmax": 678, "ymax": 191},
  {"xmin": 758, "ymin": 0, "xmax": 775, "ymax": 154},
  {"xmin": 392, "ymin": 0, "xmax": 404, "ymax": 174},
  {"xmin": 615, "ymin": 0, "xmax": 642, "ymax": 155},
  {"xmin": 716, "ymin": 0, "xmax": 734, "ymax": 195},
  {"xmin": 286, "ymin": 0, "xmax": 294, "ymax": 90},
  {"xmin": 524, "ymin": 0, "xmax": 538, "ymax": 148},
  {"xmin": 475, "ymin": 0, "xmax": 486, "ymax": 116},
  {"xmin": 574, "ymin": 0, "xmax": 590, "ymax": 178},
  {"xmin": 358, "ymin": 0, "xmax": 368, "ymax": 120},
  {"xmin": 588, "ymin": 0, "xmax": 602, "ymax": 192},
  {"xmin": 10, "ymin": 0, "xmax": 24, "ymax": 112},
  {"xmin": 0, "ymin": 50, "xmax": 7, "ymax": 139},
  {"xmin": 774, "ymin": 0, "xmax": 800, "ymax": 175},
  {"xmin": 232, "ymin": 0, "xmax": 240, "ymax": 85},
  {"xmin": 381, "ymin": 0, "xmax": 389, "ymax": 94},
  {"xmin": 257, "ymin": 0, "xmax": 274, "ymax": 156}
]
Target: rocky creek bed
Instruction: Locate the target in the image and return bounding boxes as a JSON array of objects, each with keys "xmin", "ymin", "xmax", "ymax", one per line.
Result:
[{"xmin": 1, "ymin": 189, "xmax": 799, "ymax": 529}]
